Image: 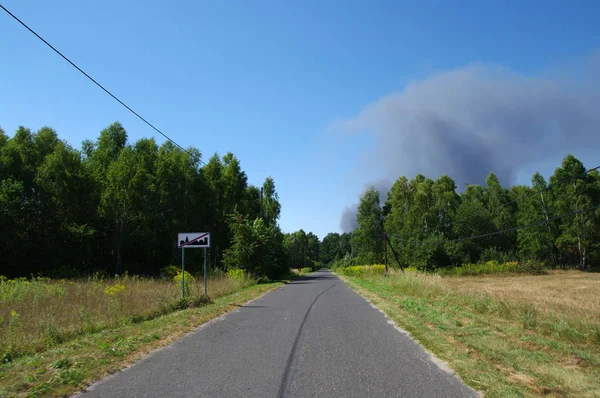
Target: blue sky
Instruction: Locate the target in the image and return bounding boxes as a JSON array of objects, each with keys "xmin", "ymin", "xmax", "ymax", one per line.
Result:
[{"xmin": 1, "ymin": 0, "xmax": 599, "ymax": 239}]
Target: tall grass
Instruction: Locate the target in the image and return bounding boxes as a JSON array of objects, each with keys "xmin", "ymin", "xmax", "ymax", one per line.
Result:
[
  {"xmin": 436, "ymin": 260, "xmax": 547, "ymax": 277},
  {"xmin": 339, "ymin": 266, "xmax": 599, "ymax": 345},
  {"xmin": 0, "ymin": 273, "xmax": 255, "ymax": 362},
  {"xmin": 337, "ymin": 265, "xmax": 600, "ymax": 397}
]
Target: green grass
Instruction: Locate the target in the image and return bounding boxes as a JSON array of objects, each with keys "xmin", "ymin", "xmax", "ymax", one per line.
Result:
[
  {"xmin": 0, "ymin": 273, "xmax": 257, "ymax": 362},
  {"xmin": 436, "ymin": 260, "xmax": 548, "ymax": 277},
  {"xmin": 0, "ymin": 278, "xmax": 283, "ymax": 397},
  {"xmin": 337, "ymin": 267, "xmax": 600, "ymax": 398}
]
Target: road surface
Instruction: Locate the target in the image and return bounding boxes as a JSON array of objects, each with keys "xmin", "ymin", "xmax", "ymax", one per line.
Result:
[{"xmin": 80, "ymin": 270, "xmax": 477, "ymax": 397}]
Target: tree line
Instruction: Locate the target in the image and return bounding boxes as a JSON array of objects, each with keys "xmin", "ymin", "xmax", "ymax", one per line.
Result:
[
  {"xmin": 321, "ymin": 155, "xmax": 600, "ymax": 271},
  {"xmin": 3, "ymin": 123, "xmax": 596, "ymax": 276},
  {"xmin": 0, "ymin": 123, "xmax": 288, "ymax": 279}
]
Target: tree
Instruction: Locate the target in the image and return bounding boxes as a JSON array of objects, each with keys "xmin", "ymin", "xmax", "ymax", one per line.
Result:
[
  {"xmin": 284, "ymin": 229, "xmax": 307, "ymax": 268},
  {"xmin": 223, "ymin": 215, "xmax": 287, "ymax": 279},
  {"xmin": 0, "ymin": 122, "xmax": 287, "ymax": 278},
  {"xmin": 262, "ymin": 177, "xmax": 281, "ymax": 226},
  {"xmin": 551, "ymin": 155, "xmax": 600, "ymax": 270},
  {"xmin": 320, "ymin": 233, "xmax": 340, "ymax": 265},
  {"xmin": 483, "ymin": 173, "xmax": 517, "ymax": 252},
  {"xmin": 306, "ymin": 232, "xmax": 320, "ymax": 264},
  {"xmin": 515, "ymin": 173, "xmax": 559, "ymax": 265},
  {"xmin": 339, "ymin": 233, "xmax": 352, "ymax": 258},
  {"xmin": 351, "ymin": 187, "xmax": 384, "ymax": 264}
]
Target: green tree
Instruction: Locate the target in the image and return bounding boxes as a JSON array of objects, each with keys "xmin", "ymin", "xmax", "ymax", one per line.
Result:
[
  {"xmin": 223, "ymin": 215, "xmax": 287, "ymax": 279},
  {"xmin": 306, "ymin": 232, "xmax": 320, "ymax": 264},
  {"xmin": 284, "ymin": 229, "xmax": 308, "ymax": 268},
  {"xmin": 262, "ymin": 177, "xmax": 281, "ymax": 226},
  {"xmin": 320, "ymin": 232, "xmax": 340, "ymax": 265},
  {"xmin": 515, "ymin": 173, "xmax": 559, "ymax": 265},
  {"xmin": 483, "ymin": 173, "xmax": 517, "ymax": 252},
  {"xmin": 550, "ymin": 155, "xmax": 600, "ymax": 270},
  {"xmin": 351, "ymin": 187, "xmax": 384, "ymax": 264}
]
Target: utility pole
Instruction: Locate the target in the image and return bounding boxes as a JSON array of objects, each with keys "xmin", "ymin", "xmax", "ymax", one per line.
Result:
[{"xmin": 384, "ymin": 235, "xmax": 388, "ymax": 276}]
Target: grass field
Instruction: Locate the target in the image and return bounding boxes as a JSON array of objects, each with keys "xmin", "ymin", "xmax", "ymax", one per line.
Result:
[
  {"xmin": 337, "ymin": 267, "xmax": 600, "ymax": 398},
  {"xmin": 0, "ymin": 274, "xmax": 283, "ymax": 397}
]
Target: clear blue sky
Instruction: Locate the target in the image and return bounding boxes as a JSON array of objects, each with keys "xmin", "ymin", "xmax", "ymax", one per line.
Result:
[{"xmin": 1, "ymin": 0, "xmax": 599, "ymax": 239}]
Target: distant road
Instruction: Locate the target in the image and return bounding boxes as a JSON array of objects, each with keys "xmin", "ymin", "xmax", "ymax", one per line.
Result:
[{"xmin": 80, "ymin": 270, "xmax": 477, "ymax": 397}]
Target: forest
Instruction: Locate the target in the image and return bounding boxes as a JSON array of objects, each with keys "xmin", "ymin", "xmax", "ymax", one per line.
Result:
[
  {"xmin": 2, "ymin": 123, "xmax": 598, "ymax": 278},
  {"xmin": 330, "ymin": 154, "xmax": 600, "ymax": 271},
  {"xmin": 0, "ymin": 123, "xmax": 287, "ymax": 279}
]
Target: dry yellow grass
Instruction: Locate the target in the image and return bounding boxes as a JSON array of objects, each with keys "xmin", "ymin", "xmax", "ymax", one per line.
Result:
[
  {"xmin": 339, "ymin": 267, "xmax": 600, "ymax": 397},
  {"xmin": 0, "ymin": 281, "xmax": 282, "ymax": 397},
  {"xmin": 442, "ymin": 271, "xmax": 600, "ymax": 321},
  {"xmin": 0, "ymin": 274, "xmax": 255, "ymax": 360}
]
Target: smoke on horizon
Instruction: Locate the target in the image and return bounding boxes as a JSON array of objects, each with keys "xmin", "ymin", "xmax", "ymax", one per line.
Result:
[{"xmin": 339, "ymin": 55, "xmax": 600, "ymax": 232}]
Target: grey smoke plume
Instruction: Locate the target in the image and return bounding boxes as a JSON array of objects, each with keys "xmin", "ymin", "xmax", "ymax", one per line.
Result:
[
  {"xmin": 340, "ymin": 179, "xmax": 392, "ymax": 232},
  {"xmin": 339, "ymin": 56, "xmax": 600, "ymax": 232}
]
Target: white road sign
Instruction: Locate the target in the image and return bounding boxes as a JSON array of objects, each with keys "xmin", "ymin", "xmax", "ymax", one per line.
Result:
[{"xmin": 178, "ymin": 232, "xmax": 210, "ymax": 249}]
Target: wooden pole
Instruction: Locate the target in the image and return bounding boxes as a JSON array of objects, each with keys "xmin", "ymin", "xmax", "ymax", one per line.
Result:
[
  {"xmin": 384, "ymin": 235, "xmax": 389, "ymax": 276},
  {"xmin": 388, "ymin": 238, "xmax": 405, "ymax": 274}
]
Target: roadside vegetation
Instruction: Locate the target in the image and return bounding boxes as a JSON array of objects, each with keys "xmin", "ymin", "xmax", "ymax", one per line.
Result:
[
  {"xmin": 0, "ymin": 123, "xmax": 288, "ymax": 281},
  {"xmin": 0, "ymin": 271, "xmax": 256, "ymax": 362},
  {"xmin": 336, "ymin": 265, "xmax": 600, "ymax": 397},
  {"xmin": 0, "ymin": 122, "xmax": 299, "ymax": 396},
  {"xmin": 320, "ymin": 155, "xmax": 600, "ymax": 274},
  {"xmin": 320, "ymin": 154, "xmax": 600, "ymax": 396},
  {"xmin": 0, "ymin": 273, "xmax": 282, "ymax": 397}
]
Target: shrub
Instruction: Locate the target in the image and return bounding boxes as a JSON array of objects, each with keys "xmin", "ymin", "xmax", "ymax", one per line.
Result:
[
  {"xmin": 337, "ymin": 264, "xmax": 386, "ymax": 277},
  {"xmin": 173, "ymin": 271, "xmax": 195, "ymax": 295},
  {"xmin": 479, "ymin": 247, "xmax": 518, "ymax": 264},
  {"xmin": 330, "ymin": 253, "xmax": 355, "ymax": 270},
  {"xmin": 226, "ymin": 269, "xmax": 246, "ymax": 279},
  {"xmin": 437, "ymin": 260, "xmax": 547, "ymax": 276},
  {"xmin": 103, "ymin": 283, "xmax": 125, "ymax": 296},
  {"xmin": 160, "ymin": 265, "xmax": 180, "ymax": 279}
]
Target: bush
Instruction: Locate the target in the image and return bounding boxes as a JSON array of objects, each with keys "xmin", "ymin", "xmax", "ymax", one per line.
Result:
[
  {"xmin": 160, "ymin": 265, "xmax": 180, "ymax": 279},
  {"xmin": 223, "ymin": 216, "xmax": 288, "ymax": 279},
  {"xmin": 173, "ymin": 271, "xmax": 195, "ymax": 295},
  {"xmin": 437, "ymin": 260, "xmax": 547, "ymax": 277},
  {"xmin": 330, "ymin": 253, "xmax": 355, "ymax": 270},
  {"xmin": 226, "ymin": 269, "xmax": 245, "ymax": 279},
  {"xmin": 479, "ymin": 247, "xmax": 518, "ymax": 264},
  {"xmin": 337, "ymin": 264, "xmax": 386, "ymax": 277}
]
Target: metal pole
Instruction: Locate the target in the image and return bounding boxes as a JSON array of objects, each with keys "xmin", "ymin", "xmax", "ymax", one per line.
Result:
[
  {"xmin": 181, "ymin": 248, "xmax": 185, "ymax": 298},
  {"xmin": 203, "ymin": 247, "xmax": 208, "ymax": 299}
]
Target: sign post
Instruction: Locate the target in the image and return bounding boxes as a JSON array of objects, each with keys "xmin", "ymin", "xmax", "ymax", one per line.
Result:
[
  {"xmin": 203, "ymin": 247, "xmax": 208, "ymax": 299},
  {"xmin": 177, "ymin": 232, "xmax": 211, "ymax": 299},
  {"xmin": 181, "ymin": 246, "xmax": 185, "ymax": 298}
]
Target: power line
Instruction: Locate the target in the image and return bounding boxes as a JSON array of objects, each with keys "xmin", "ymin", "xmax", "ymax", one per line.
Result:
[
  {"xmin": 0, "ymin": 4, "xmax": 206, "ymax": 165},
  {"xmin": 386, "ymin": 203, "xmax": 600, "ymax": 245}
]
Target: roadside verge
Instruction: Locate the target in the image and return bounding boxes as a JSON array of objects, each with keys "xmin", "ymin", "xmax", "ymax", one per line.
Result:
[{"xmin": 0, "ymin": 282, "xmax": 282, "ymax": 398}]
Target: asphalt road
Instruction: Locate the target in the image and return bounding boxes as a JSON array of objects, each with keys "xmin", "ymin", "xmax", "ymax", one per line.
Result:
[{"xmin": 80, "ymin": 270, "xmax": 477, "ymax": 398}]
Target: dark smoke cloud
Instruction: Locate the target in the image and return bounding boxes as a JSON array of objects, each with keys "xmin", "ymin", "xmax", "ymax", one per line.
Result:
[
  {"xmin": 340, "ymin": 179, "xmax": 392, "ymax": 232},
  {"xmin": 339, "ymin": 56, "xmax": 600, "ymax": 231},
  {"xmin": 340, "ymin": 206, "xmax": 358, "ymax": 232}
]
